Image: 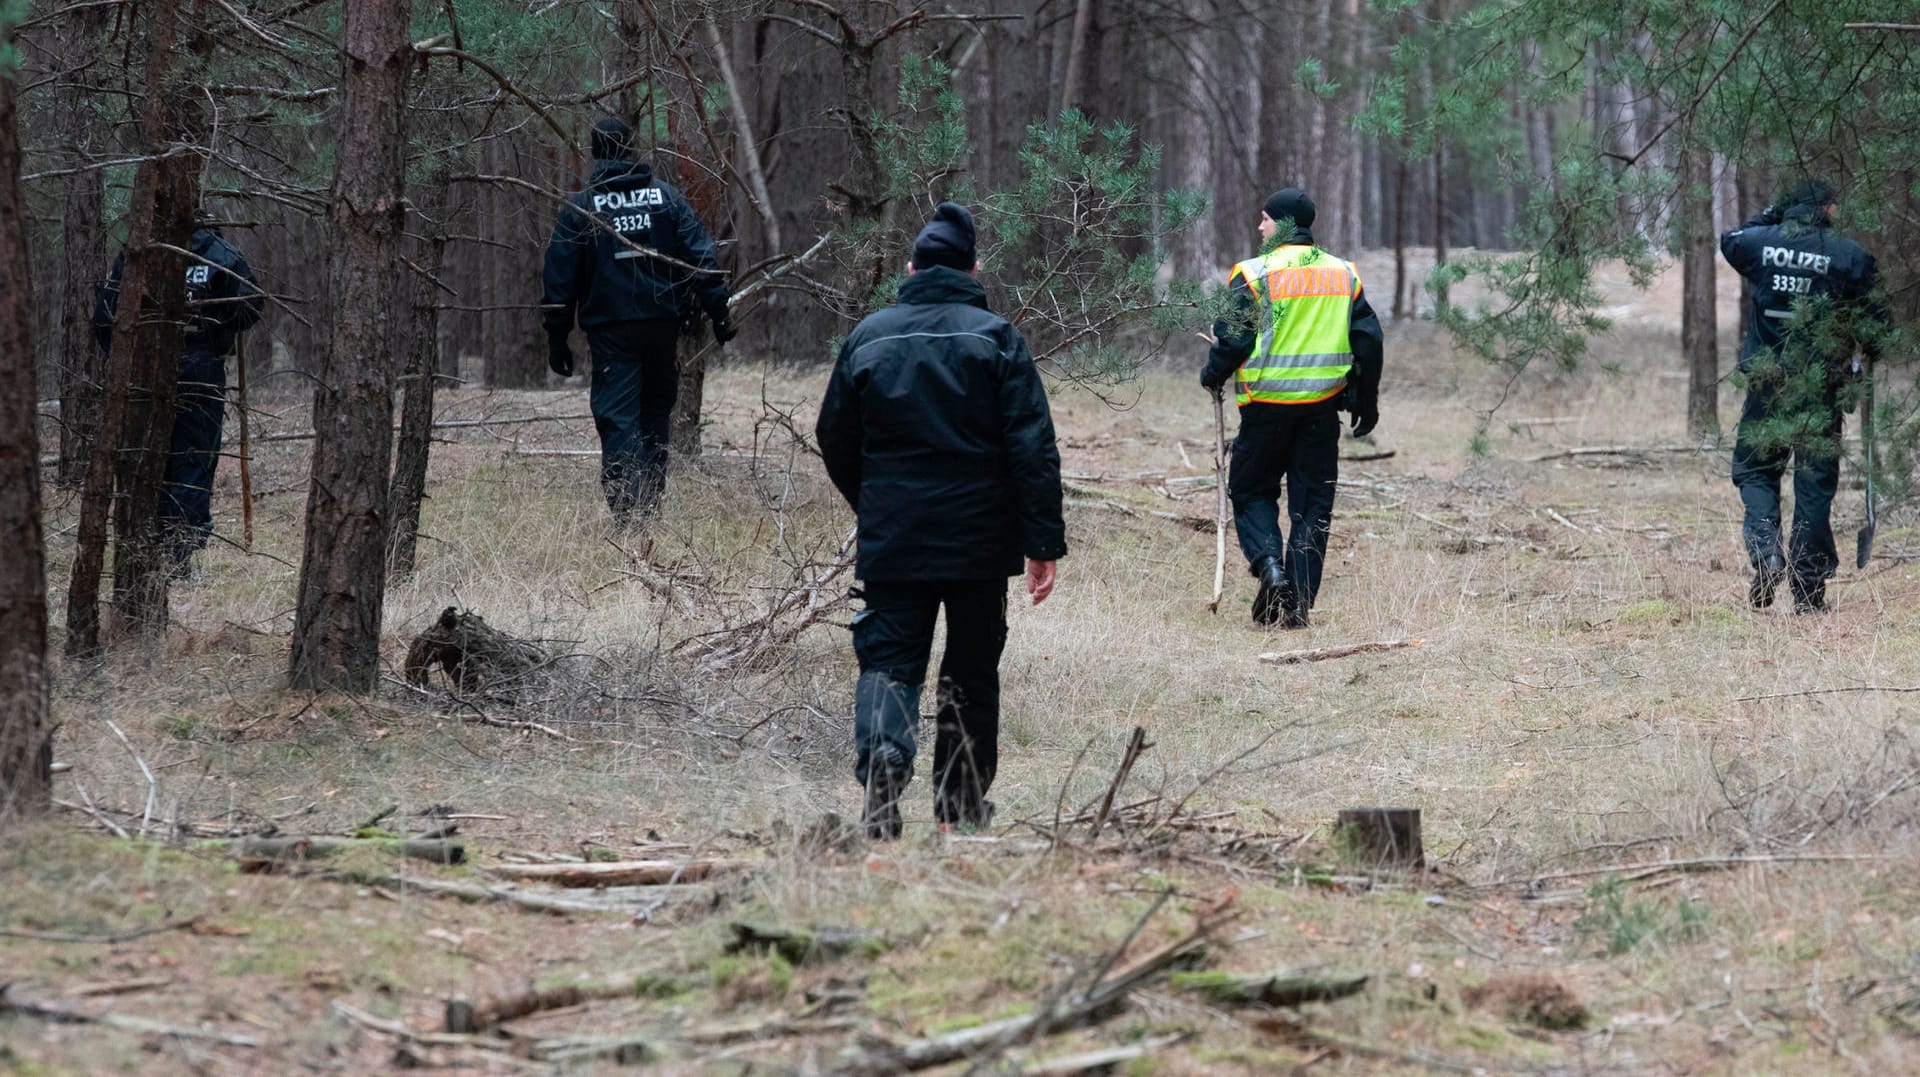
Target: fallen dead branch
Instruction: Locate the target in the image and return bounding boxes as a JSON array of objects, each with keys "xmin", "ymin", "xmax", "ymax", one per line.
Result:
[
  {"xmin": 66, "ymin": 977, "xmax": 174, "ymax": 998},
  {"xmin": 1089, "ymin": 726, "xmax": 1151, "ymax": 840},
  {"xmin": 1525, "ymin": 444, "xmax": 1714, "ymax": 464},
  {"xmin": 1026, "ymin": 1032, "xmax": 1192, "ymax": 1075},
  {"xmin": 257, "ymin": 411, "xmax": 595, "ymax": 443},
  {"xmin": 1, "ymin": 984, "xmax": 259, "ymax": 1048},
  {"xmin": 1735, "ymin": 683, "xmax": 1920, "ymax": 703},
  {"xmin": 1259, "ymin": 638, "xmax": 1425, "ymax": 665},
  {"xmin": 231, "ymin": 835, "xmax": 465, "ymax": 864},
  {"xmin": 831, "ymin": 899, "xmax": 1233, "ymax": 1074},
  {"xmin": 363, "ymin": 874, "xmax": 637, "ymax": 916},
  {"xmin": 486, "ymin": 858, "xmax": 749, "ymax": 888},
  {"xmin": 0, "ymin": 917, "xmax": 201, "ymax": 944},
  {"xmin": 1170, "ymin": 968, "xmax": 1369, "ymax": 1007},
  {"xmin": 1521, "ymin": 852, "xmax": 1893, "ymax": 889}
]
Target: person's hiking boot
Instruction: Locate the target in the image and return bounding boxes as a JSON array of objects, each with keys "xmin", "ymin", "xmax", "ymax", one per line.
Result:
[
  {"xmin": 1792, "ymin": 580, "xmax": 1829, "ymax": 615},
  {"xmin": 935, "ymin": 794, "xmax": 995, "ymax": 834},
  {"xmin": 1748, "ymin": 552, "xmax": 1786, "ymax": 609},
  {"xmin": 862, "ymin": 768, "xmax": 906, "ymax": 842},
  {"xmin": 1251, "ymin": 556, "xmax": 1288, "ymax": 626},
  {"xmin": 1279, "ymin": 587, "xmax": 1310, "ymax": 629}
]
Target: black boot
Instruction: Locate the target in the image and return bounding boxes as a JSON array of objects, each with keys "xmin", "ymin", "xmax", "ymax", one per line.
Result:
[
  {"xmin": 863, "ymin": 766, "xmax": 906, "ymax": 841},
  {"xmin": 1791, "ymin": 579, "xmax": 1829, "ymax": 615},
  {"xmin": 1749, "ymin": 552, "xmax": 1786, "ymax": 609},
  {"xmin": 1279, "ymin": 585, "xmax": 1309, "ymax": 629},
  {"xmin": 1251, "ymin": 556, "xmax": 1288, "ymax": 626}
]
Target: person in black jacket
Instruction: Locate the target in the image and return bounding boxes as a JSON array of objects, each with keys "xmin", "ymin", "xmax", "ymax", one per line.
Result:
[
  {"xmin": 94, "ymin": 217, "xmax": 264, "ymax": 577},
  {"xmin": 542, "ymin": 116, "xmax": 733, "ymax": 524},
  {"xmin": 1722, "ymin": 180, "xmax": 1889, "ymax": 612},
  {"xmin": 815, "ymin": 202, "xmax": 1066, "ymax": 840}
]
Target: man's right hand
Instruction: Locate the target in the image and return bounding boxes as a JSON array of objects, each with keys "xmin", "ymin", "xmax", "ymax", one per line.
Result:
[
  {"xmin": 711, "ymin": 314, "xmax": 738, "ymax": 345},
  {"xmin": 547, "ymin": 332, "xmax": 574, "ymax": 378},
  {"xmin": 1026, "ymin": 559, "xmax": 1057, "ymax": 605},
  {"xmin": 1199, "ymin": 364, "xmax": 1229, "ymax": 392}
]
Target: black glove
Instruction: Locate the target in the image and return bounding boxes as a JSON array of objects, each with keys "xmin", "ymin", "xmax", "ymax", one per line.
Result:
[
  {"xmin": 1757, "ymin": 204, "xmax": 1785, "ymax": 227},
  {"xmin": 1199, "ymin": 364, "xmax": 1229, "ymax": 392},
  {"xmin": 547, "ymin": 331, "xmax": 574, "ymax": 378},
  {"xmin": 1349, "ymin": 401, "xmax": 1379, "ymax": 438},
  {"xmin": 710, "ymin": 312, "xmax": 737, "ymax": 345}
]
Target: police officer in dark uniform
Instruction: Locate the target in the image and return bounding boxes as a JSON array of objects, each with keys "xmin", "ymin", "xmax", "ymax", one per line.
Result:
[
  {"xmin": 542, "ymin": 116, "xmax": 733, "ymax": 524},
  {"xmin": 1722, "ymin": 180, "xmax": 1888, "ymax": 612},
  {"xmin": 94, "ymin": 213, "xmax": 264, "ymax": 578},
  {"xmin": 815, "ymin": 202, "xmax": 1067, "ymax": 840}
]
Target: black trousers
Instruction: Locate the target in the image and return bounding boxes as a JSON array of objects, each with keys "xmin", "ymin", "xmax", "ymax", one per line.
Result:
[
  {"xmin": 586, "ymin": 320, "xmax": 679, "ymax": 521},
  {"xmin": 850, "ymin": 579, "xmax": 1008, "ymax": 819},
  {"xmin": 159, "ymin": 354, "xmax": 227, "ymax": 563},
  {"xmin": 1228, "ymin": 399, "xmax": 1341, "ymax": 608},
  {"xmin": 1731, "ymin": 380, "xmax": 1841, "ymax": 596}
]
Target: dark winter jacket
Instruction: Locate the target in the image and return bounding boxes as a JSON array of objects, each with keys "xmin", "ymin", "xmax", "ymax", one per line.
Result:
[
  {"xmin": 1721, "ymin": 201, "xmax": 1887, "ymax": 373},
  {"xmin": 541, "ymin": 159, "xmax": 728, "ymax": 334},
  {"xmin": 94, "ymin": 227, "xmax": 263, "ymax": 360},
  {"xmin": 1201, "ymin": 228, "xmax": 1384, "ymax": 414},
  {"xmin": 815, "ymin": 266, "xmax": 1067, "ymax": 581}
]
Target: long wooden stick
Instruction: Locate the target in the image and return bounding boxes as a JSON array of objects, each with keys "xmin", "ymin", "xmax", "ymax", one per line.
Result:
[
  {"xmin": 1258, "ymin": 638, "xmax": 1424, "ymax": 665},
  {"xmin": 235, "ymin": 332, "xmax": 253, "ymax": 548},
  {"xmin": 1207, "ymin": 387, "xmax": 1228, "ymax": 614}
]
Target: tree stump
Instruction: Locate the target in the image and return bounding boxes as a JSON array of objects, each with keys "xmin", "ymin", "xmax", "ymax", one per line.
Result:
[
  {"xmin": 1335, "ymin": 807, "xmax": 1423, "ymax": 869},
  {"xmin": 403, "ymin": 607, "xmax": 546, "ymax": 695}
]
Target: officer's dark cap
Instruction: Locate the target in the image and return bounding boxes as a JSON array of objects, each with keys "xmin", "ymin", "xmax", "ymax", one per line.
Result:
[
  {"xmin": 591, "ymin": 116, "xmax": 635, "ymax": 162},
  {"xmin": 1263, "ymin": 187, "xmax": 1316, "ymax": 229},
  {"xmin": 911, "ymin": 201, "xmax": 976, "ymax": 271}
]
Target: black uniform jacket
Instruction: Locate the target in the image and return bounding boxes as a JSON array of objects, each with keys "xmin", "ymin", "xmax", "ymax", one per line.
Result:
[
  {"xmin": 94, "ymin": 227, "xmax": 264, "ymax": 359},
  {"xmin": 816, "ymin": 267, "xmax": 1067, "ymax": 581},
  {"xmin": 1720, "ymin": 203, "xmax": 1886, "ymax": 372},
  {"xmin": 541, "ymin": 158, "xmax": 728, "ymax": 334},
  {"xmin": 1201, "ymin": 228, "xmax": 1384, "ymax": 411}
]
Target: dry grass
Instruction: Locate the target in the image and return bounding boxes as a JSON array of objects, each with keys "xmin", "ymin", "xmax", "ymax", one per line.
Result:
[{"xmin": 8, "ymin": 272, "xmax": 1920, "ymax": 1073}]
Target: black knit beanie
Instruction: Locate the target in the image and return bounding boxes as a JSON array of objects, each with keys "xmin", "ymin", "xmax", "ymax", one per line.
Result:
[
  {"xmin": 911, "ymin": 202, "xmax": 977, "ymax": 271},
  {"xmin": 1263, "ymin": 188, "xmax": 1316, "ymax": 231},
  {"xmin": 591, "ymin": 116, "xmax": 634, "ymax": 162}
]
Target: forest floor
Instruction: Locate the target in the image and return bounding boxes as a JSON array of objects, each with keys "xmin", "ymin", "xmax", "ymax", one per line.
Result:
[{"xmin": 7, "ymin": 261, "xmax": 1920, "ymax": 1075}]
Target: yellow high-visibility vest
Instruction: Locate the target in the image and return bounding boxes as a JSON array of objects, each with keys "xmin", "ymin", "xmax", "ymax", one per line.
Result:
[{"xmin": 1225, "ymin": 245, "xmax": 1359, "ymax": 407}]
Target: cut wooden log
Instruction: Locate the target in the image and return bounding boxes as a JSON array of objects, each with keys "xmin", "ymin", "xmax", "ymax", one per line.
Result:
[
  {"xmin": 725, "ymin": 922, "xmax": 884, "ymax": 965},
  {"xmin": 1259, "ymin": 638, "xmax": 1424, "ymax": 665},
  {"xmin": 444, "ymin": 968, "xmax": 688, "ymax": 1033},
  {"xmin": 1170, "ymin": 969, "xmax": 1370, "ymax": 1007},
  {"xmin": 1027, "ymin": 1032, "xmax": 1190, "ymax": 1075},
  {"xmin": 1334, "ymin": 808, "xmax": 1423, "ymax": 868},
  {"xmin": 486, "ymin": 859, "xmax": 748, "ymax": 888},
  {"xmin": 230, "ymin": 836, "xmax": 465, "ymax": 865},
  {"xmin": 403, "ymin": 607, "xmax": 547, "ymax": 694}
]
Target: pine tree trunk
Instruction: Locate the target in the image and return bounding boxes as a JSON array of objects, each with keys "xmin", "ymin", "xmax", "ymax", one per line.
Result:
[
  {"xmin": 670, "ymin": 333, "xmax": 705, "ymax": 458},
  {"xmin": 54, "ymin": 7, "xmax": 107, "ymax": 489},
  {"xmin": 289, "ymin": 0, "xmax": 411, "ymax": 692},
  {"xmin": 64, "ymin": 0, "xmax": 182, "ymax": 658},
  {"xmin": 1681, "ymin": 136, "xmax": 1718, "ymax": 441},
  {"xmin": 388, "ymin": 178, "xmax": 449, "ymax": 576},
  {"xmin": 0, "ymin": 38, "xmax": 53, "ymax": 821},
  {"xmin": 109, "ymin": 113, "xmax": 201, "ymax": 637}
]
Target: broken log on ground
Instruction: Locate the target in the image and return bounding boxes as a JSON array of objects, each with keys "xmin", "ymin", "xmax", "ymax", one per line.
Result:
[
  {"xmin": 230, "ymin": 835, "xmax": 465, "ymax": 865},
  {"xmin": 486, "ymin": 859, "xmax": 749, "ymax": 888},
  {"xmin": 1335, "ymin": 808, "xmax": 1424, "ymax": 869},
  {"xmin": 444, "ymin": 968, "xmax": 688, "ymax": 1033},
  {"xmin": 1259, "ymin": 638, "xmax": 1424, "ymax": 665},
  {"xmin": 1170, "ymin": 969, "xmax": 1370, "ymax": 1007},
  {"xmin": 403, "ymin": 607, "xmax": 548, "ymax": 694}
]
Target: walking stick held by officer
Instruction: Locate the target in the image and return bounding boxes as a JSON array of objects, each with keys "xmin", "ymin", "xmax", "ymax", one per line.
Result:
[
  {"xmin": 1196, "ymin": 331, "xmax": 1228, "ymax": 613},
  {"xmin": 1857, "ymin": 353, "xmax": 1876, "ymax": 569},
  {"xmin": 236, "ymin": 332, "xmax": 254, "ymax": 549}
]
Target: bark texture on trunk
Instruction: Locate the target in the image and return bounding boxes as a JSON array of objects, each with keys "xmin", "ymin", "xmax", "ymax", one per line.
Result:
[
  {"xmin": 54, "ymin": 7, "xmax": 108, "ymax": 488},
  {"xmin": 1680, "ymin": 136, "xmax": 1719, "ymax": 441},
  {"xmin": 289, "ymin": 0, "xmax": 411, "ymax": 692},
  {"xmin": 64, "ymin": 0, "xmax": 182, "ymax": 658},
  {"xmin": 0, "ymin": 44, "xmax": 53, "ymax": 820}
]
